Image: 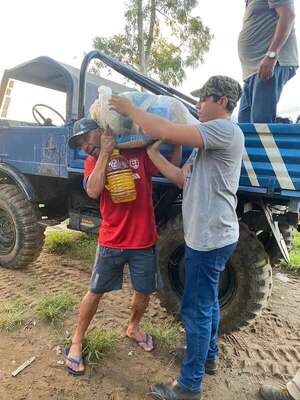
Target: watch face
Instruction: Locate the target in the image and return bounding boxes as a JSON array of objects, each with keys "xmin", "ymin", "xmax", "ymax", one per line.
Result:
[{"xmin": 268, "ymin": 51, "xmax": 276, "ymax": 59}]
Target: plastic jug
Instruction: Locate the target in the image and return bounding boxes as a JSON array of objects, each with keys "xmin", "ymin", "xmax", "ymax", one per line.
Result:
[{"xmin": 106, "ymin": 149, "xmax": 136, "ymax": 203}]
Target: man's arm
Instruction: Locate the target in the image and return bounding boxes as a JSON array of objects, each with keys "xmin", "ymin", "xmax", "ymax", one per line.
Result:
[
  {"xmin": 258, "ymin": 3, "xmax": 296, "ymax": 80},
  {"xmin": 109, "ymin": 96, "xmax": 204, "ymax": 148},
  {"xmin": 147, "ymin": 141, "xmax": 186, "ymax": 188},
  {"xmin": 86, "ymin": 133, "xmax": 114, "ymax": 199}
]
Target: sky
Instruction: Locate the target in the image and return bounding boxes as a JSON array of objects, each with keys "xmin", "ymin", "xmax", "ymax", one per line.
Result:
[{"xmin": 0, "ymin": 0, "xmax": 299, "ymax": 119}]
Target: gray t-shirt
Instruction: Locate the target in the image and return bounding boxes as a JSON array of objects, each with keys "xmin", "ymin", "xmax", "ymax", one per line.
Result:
[
  {"xmin": 182, "ymin": 119, "xmax": 244, "ymax": 251},
  {"xmin": 238, "ymin": 0, "xmax": 298, "ymax": 80}
]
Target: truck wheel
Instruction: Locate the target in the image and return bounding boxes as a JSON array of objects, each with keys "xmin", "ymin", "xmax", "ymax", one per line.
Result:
[
  {"xmin": 157, "ymin": 215, "xmax": 272, "ymax": 334},
  {"xmin": 0, "ymin": 184, "xmax": 45, "ymax": 269}
]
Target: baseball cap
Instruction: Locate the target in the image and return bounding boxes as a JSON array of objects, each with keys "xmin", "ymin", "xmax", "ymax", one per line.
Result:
[
  {"xmin": 191, "ymin": 75, "xmax": 242, "ymax": 109},
  {"xmin": 68, "ymin": 118, "xmax": 101, "ymax": 149}
]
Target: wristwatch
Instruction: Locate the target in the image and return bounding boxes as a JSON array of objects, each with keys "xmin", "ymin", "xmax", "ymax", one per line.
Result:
[{"xmin": 266, "ymin": 51, "xmax": 277, "ymax": 59}]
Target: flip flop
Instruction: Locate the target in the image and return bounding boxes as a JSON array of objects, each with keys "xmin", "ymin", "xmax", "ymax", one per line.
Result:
[
  {"xmin": 129, "ymin": 333, "xmax": 155, "ymax": 352},
  {"xmin": 64, "ymin": 346, "xmax": 85, "ymax": 376}
]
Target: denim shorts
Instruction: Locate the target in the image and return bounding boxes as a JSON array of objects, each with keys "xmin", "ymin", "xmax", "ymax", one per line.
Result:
[{"xmin": 90, "ymin": 245, "xmax": 162, "ymax": 294}]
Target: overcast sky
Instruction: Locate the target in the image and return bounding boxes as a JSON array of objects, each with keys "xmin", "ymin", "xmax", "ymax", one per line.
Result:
[{"xmin": 1, "ymin": 0, "xmax": 299, "ymax": 118}]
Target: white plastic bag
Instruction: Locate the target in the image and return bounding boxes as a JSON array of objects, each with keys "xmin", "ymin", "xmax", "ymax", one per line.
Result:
[{"xmin": 89, "ymin": 86, "xmax": 198, "ymax": 148}]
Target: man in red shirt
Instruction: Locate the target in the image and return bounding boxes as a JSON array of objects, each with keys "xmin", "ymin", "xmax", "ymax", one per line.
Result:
[{"xmin": 65, "ymin": 118, "xmax": 178, "ymax": 376}]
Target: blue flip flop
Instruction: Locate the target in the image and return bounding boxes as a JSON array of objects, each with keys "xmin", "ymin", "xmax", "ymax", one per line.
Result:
[
  {"xmin": 64, "ymin": 346, "xmax": 85, "ymax": 376},
  {"xmin": 130, "ymin": 333, "xmax": 155, "ymax": 352}
]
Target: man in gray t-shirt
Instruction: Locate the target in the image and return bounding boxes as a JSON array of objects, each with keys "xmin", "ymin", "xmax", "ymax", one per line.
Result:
[
  {"xmin": 110, "ymin": 76, "xmax": 244, "ymax": 400},
  {"xmin": 238, "ymin": 0, "xmax": 298, "ymax": 123},
  {"xmin": 182, "ymin": 119, "xmax": 243, "ymax": 252}
]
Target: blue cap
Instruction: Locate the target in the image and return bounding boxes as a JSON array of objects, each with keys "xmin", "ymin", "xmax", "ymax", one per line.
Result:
[{"xmin": 68, "ymin": 118, "xmax": 100, "ymax": 149}]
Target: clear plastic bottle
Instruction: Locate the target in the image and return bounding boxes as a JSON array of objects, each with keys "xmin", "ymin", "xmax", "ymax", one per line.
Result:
[
  {"xmin": 106, "ymin": 149, "xmax": 136, "ymax": 203},
  {"xmin": 98, "ymin": 85, "xmax": 121, "ymax": 133}
]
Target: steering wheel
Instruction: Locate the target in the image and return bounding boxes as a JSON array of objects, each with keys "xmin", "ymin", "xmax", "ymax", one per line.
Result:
[{"xmin": 32, "ymin": 104, "xmax": 66, "ymax": 126}]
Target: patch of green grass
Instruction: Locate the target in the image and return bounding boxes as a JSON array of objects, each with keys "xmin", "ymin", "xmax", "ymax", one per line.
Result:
[
  {"xmin": 281, "ymin": 230, "xmax": 300, "ymax": 273},
  {"xmin": 142, "ymin": 319, "xmax": 183, "ymax": 352},
  {"xmin": 64, "ymin": 328, "xmax": 120, "ymax": 364},
  {"xmin": 45, "ymin": 230, "xmax": 97, "ymax": 265},
  {"xmin": 0, "ymin": 300, "xmax": 26, "ymax": 331},
  {"xmin": 36, "ymin": 291, "xmax": 78, "ymax": 323}
]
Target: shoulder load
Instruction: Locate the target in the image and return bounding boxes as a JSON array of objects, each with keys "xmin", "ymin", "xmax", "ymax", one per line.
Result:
[{"xmin": 89, "ymin": 86, "xmax": 198, "ymax": 149}]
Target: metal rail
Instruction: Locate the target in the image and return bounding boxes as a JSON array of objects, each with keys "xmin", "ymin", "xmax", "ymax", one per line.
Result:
[{"xmin": 77, "ymin": 50, "xmax": 197, "ymax": 118}]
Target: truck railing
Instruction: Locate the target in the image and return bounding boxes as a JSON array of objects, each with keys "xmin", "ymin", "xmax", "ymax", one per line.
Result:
[
  {"xmin": 77, "ymin": 50, "xmax": 197, "ymax": 119},
  {"xmin": 77, "ymin": 51, "xmax": 300, "ymax": 201}
]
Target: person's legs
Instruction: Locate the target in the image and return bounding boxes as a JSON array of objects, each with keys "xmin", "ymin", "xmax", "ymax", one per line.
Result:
[
  {"xmin": 177, "ymin": 247, "xmax": 219, "ymax": 394},
  {"xmin": 126, "ymin": 291, "xmax": 153, "ymax": 351},
  {"xmin": 150, "ymin": 243, "xmax": 236, "ymax": 400},
  {"xmin": 174, "ymin": 299, "xmax": 220, "ymax": 374},
  {"xmin": 238, "ymin": 78, "xmax": 253, "ymax": 123},
  {"xmin": 178, "ymin": 243, "xmax": 237, "ymax": 394},
  {"xmin": 65, "ymin": 245, "xmax": 126, "ymax": 373},
  {"xmin": 250, "ymin": 65, "xmax": 296, "ymax": 123},
  {"xmin": 126, "ymin": 246, "xmax": 160, "ymax": 352},
  {"xmin": 65, "ymin": 291, "xmax": 103, "ymax": 373},
  {"xmin": 206, "ymin": 298, "xmax": 220, "ymax": 363}
]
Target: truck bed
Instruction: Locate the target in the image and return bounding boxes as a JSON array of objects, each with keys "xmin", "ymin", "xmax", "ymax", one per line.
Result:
[
  {"xmin": 239, "ymin": 122, "xmax": 300, "ymax": 199},
  {"xmin": 68, "ymin": 121, "xmax": 300, "ymax": 201},
  {"xmin": 1, "ymin": 121, "xmax": 300, "ymax": 201}
]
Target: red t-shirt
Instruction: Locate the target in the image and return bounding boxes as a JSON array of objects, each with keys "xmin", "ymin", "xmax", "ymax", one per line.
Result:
[{"xmin": 84, "ymin": 148, "xmax": 158, "ymax": 249}]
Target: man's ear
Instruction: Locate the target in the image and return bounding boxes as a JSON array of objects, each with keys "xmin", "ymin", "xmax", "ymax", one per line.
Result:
[{"xmin": 218, "ymin": 96, "xmax": 229, "ymax": 109}]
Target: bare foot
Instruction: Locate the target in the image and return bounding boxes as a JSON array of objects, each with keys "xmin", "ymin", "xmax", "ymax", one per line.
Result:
[
  {"xmin": 64, "ymin": 343, "xmax": 85, "ymax": 374},
  {"xmin": 126, "ymin": 329, "xmax": 154, "ymax": 352}
]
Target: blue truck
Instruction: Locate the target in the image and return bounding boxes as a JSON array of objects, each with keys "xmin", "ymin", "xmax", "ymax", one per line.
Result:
[{"xmin": 0, "ymin": 51, "xmax": 299, "ymax": 334}]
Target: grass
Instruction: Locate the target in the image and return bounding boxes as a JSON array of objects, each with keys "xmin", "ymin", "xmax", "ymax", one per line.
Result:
[
  {"xmin": 36, "ymin": 290, "xmax": 78, "ymax": 323},
  {"xmin": 45, "ymin": 229, "xmax": 97, "ymax": 265},
  {"xmin": 0, "ymin": 300, "xmax": 27, "ymax": 331},
  {"xmin": 64, "ymin": 328, "xmax": 120, "ymax": 364},
  {"xmin": 142, "ymin": 318, "xmax": 183, "ymax": 352},
  {"xmin": 281, "ymin": 229, "xmax": 300, "ymax": 273}
]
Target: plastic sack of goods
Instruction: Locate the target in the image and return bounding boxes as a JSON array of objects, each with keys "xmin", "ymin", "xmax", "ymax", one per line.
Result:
[{"xmin": 89, "ymin": 86, "xmax": 198, "ymax": 149}]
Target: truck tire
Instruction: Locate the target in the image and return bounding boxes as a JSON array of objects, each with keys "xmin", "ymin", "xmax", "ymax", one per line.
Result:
[
  {"xmin": 157, "ymin": 215, "xmax": 272, "ymax": 334},
  {"xmin": 0, "ymin": 184, "xmax": 45, "ymax": 269}
]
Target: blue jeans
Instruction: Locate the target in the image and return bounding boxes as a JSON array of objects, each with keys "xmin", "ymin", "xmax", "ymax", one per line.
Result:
[
  {"xmin": 238, "ymin": 65, "xmax": 297, "ymax": 123},
  {"xmin": 178, "ymin": 242, "xmax": 237, "ymax": 394}
]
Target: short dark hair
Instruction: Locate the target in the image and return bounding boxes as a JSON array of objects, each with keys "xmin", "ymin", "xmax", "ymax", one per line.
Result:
[{"xmin": 211, "ymin": 94, "xmax": 235, "ymax": 113}]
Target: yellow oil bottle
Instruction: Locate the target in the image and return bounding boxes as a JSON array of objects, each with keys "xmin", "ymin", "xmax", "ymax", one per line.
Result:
[{"xmin": 106, "ymin": 149, "xmax": 136, "ymax": 203}]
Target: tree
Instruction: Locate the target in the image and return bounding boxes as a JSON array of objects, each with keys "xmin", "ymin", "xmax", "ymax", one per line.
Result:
[{"xmin": 92, "ymin": 0, "xmax": 212, "ymax": 86}]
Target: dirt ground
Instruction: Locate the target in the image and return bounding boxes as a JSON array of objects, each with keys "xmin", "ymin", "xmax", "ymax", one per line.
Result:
[{"xmin": 0, "ymin": 247, "xmax": 299, "ymax": 400}]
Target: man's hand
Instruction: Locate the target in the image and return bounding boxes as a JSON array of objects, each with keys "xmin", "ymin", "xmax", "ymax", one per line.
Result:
[
  {"xmin": 109, "ymin": 95, "xmax": 135, "ymax": 117},
  {"xmin": 258, "ymin": 56, "xmax": 277, "ymax": 80},
  {"xmin": 100, "ymin": 130, "xmax": 115, "ymax": 156},
  {"xmin": 182, "ymin": 163, "xmax": 191, "ymax": 181},
  {"xmin": 146, "ymin": 140, "xmax": 163, "ymax": 157}
]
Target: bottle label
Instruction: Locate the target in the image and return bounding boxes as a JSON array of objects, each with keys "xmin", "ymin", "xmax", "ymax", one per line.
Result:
[{"xmin": 108, "ymin": 158, "xmax": 128, "ymax": 170}]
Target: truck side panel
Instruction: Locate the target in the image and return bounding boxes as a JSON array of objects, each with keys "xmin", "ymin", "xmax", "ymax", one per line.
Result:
[
  {"xmin": 0, "ymin": 126, "xmax": 70, "ymax": 178},
  {"xmin": 240, "ymin": 123, "xmax": 300, "ymax": 198},
  {"xmin": 68, "ymin": 122, "xmax": 300, "ymax": 200}
]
